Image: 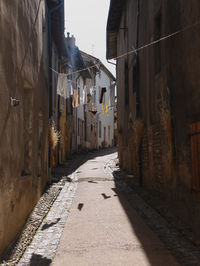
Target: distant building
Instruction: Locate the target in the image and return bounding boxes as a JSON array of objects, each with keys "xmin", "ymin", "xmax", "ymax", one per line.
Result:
[
  {"xmin": 65, "ymin": 34, "xmax": 92, "ymax": 153},
  {"xmin": 80, "ymin": 51, "xmax": 116, "ymax": 150},
  {"xmin": 96, "ymin": 65, "xmax": 115, "ymax": 148}
]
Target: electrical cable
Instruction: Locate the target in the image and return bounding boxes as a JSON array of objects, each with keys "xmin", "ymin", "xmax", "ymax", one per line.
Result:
[{"xmin": 50, "ymin": 19, "xmax": 200, "ymax": 76}]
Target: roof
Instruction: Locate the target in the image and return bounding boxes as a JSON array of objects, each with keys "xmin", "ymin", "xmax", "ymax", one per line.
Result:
[
  {"xmin": 106, "ymin": 0, "xmax": 125, "ymax": 59},
  {"xmin": 80, "ymin": 51, "xmax": 116, "ymax": 81},
  {"xmin": 68, "ymin": 46, "xmax": 92, "ymax": 79}
]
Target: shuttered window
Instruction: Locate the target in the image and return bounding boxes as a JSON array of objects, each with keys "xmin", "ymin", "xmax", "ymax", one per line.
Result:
[{"xmin": 190, "ymin": 121, "xmax": 200, "ymax": 191}]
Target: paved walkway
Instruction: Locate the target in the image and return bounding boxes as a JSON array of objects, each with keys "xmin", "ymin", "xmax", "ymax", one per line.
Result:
[
  {"xmin": 17, "ymin": 149, "xmax": 180, "ymax": 266},
  {"xmin": 52, "ymin": 152, "xmax": 178, "ymax": 266}
]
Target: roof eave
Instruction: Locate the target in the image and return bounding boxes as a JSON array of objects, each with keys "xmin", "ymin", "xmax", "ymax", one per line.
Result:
[{"xmin": 106, "ymin": 0, "xmax": 124, "ymax": 60}]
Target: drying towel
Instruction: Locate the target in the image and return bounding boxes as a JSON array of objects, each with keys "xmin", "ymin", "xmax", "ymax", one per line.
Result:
[
  {"xmin": 57, "ymin": 74, "xmax": 71, "ymax": 99},
  {"xmin": 102, "ymin": 104, "xmax": 105, "ymax": 114},
  {"xmin": 106, "ymin": 104, "xmax": 108, "ymax": 115},
  {"xmin": 72, "ymin": 89, "xmax": 79, "ymax": 108}
]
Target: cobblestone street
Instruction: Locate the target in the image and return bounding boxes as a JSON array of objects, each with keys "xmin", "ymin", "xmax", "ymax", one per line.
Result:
[{"xmin": 3, "ymin": 148, "xmax": 200, "ymax": 266}]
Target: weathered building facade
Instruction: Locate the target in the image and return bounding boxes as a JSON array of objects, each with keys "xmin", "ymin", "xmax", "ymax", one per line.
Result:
[
  {"xmin": 96, "ymin": 66, "xmax": 115, "ymax": 148},
  {"xmin": 107, "ymin": 0, "xmax": 200, "ymax": 239},
  {"xmin": 80, "ymin": 51, "xmax": 116, "ymax": 150},
  {"xmin": 0, "ymin": 0, "xmax": 49, "ymax": 254}
]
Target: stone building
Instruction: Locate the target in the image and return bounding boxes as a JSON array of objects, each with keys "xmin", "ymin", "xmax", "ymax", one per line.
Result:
[
  {"xmin": 0, "ymin": 0, "xmax": 50, "ymax": 254},
  {"xmin": 65, "ymin": 34, "xmax": 92, "ymax": 153},
  {"xmin": 0, "ymin": 0, "xmax": 69, "ymax": 255},
  {"xmin": 107, "ymin": 0, "xmax": 200, "ymax": 239},
  {"xmin": 47, "ymin": 0, "xmax": 68, "ymax": 166}
]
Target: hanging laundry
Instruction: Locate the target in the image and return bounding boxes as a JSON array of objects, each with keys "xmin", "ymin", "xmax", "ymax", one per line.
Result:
[
  {"xmin": 102, "ymin": 104, "xmax": 105, "ymax": 114},
  {"xmin": 99, "ymin": 87, "xmax": 106, "ymax": 103},
  {"xmin": 70, "ymin": 83, "xmax": 73, "ymax": 96},
  {"xmin": 106, "ymin": 104, "xmax": 108, "ymax": 115},
  {"xmin": 57, "ymin": 74, "xmax": 71, "ymax": 99},
  {"xmin": 72, "ymin": 89, "xmax": 79, "ymax": 108},
  {"xmin": 83, "ymin": 86, "xmax": 86, "ymax": 104},
  {"xmin": 90, "ymin": 87, "xmax": 94, "ymax": 95}
]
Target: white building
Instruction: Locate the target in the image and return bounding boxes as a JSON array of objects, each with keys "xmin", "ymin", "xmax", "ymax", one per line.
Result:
[
  {"xmin": 95, "ymin": 66, "xmax": 115, "ymax": 148},
  {"xmin": 80, "ymin": 51, "xmax": 115, "ymax": 149}
]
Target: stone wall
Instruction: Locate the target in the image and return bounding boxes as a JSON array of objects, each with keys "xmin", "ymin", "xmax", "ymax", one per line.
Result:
[
  {"xmin": 115, "ymin": 0, "xmax": 200, "ymax": 239},
  {"xmin": 0, "ymin": 0, "xmax": 49, "ymax": 254}
]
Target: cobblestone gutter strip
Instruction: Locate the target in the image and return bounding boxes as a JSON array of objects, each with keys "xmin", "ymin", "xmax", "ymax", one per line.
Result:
[
  {"xmin": 105, "ymin": 160, "xmax": 200, "ymax": 266},
  {"xmin": 0, "ymin": 179, "xmax": 65, "ymax": 266},
  {"xmin": 18, "ymin": 172, "xmax": 78, "ymax": 266},
  {"xmin": 0, "ymin": 153, "xmax": 86, "ymax": 266}
]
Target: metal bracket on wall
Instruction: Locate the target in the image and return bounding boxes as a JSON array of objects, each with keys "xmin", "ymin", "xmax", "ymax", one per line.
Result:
[{"xmin": 10, "ymin": 97, "xmax": 20, "ymax": 107}]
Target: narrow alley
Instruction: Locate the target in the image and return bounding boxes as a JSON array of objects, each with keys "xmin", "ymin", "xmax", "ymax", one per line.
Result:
[
  {"xmin": 1, "ymin": 0, "xmax": 200, "ymax": 265},
  {"xmin": 0, "ymin": 149, "xmax": 196, "ymax": 265},
  {"xmin": 51, "ymin": 150, "xmax": 178, "ymax": 266}
]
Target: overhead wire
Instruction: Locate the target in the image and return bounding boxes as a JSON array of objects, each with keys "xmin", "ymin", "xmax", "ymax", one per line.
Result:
[{"xmin": 50, "ymin": 19, "xmax": 200, "ymax": 76}]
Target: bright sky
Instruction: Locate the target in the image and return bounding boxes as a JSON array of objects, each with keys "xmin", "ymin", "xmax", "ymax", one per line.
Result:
[{"xmin": 64, "ymin": 0, "xmax": 115, "ymax": 76}]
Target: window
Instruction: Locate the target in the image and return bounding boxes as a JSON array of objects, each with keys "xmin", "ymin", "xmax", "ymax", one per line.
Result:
[
  {"xmin": 93, "ymin": 90, "xmax": 96, "ymax": 103},
  {"xmin": 78, "ymin": 118, "xmax": 80, "ymax": 136},
  {"xmin": 78, "ymin": 87, "xmax": 80, "ymax": 104},
  {"xmin": 99, "ymin": 121, "xmax": 102, "ymax": 138},
  {"xmin": 108, "ymin": 126, "xmax": 110, "ymax": 140},
  {"xmin": 190, "ymin": 121, "xmax": 200, "ymax": 191},
  {"xmin": 82, "ymin": 121, "xmax": 84, "ymax": 138}
]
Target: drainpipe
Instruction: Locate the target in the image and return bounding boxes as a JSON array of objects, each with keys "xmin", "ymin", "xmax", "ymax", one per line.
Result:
[
  {"xmin": 107, "ymin": 59, "xmax": 116, "ymax": 66},
  {"xmin": 135, "ymin": 0, "xmax": 143, "ymax": 187},
  {"xmin": 75, "ymin": 74, "xmax": 81, "ymax": 152},
  {"xmin": 48, "ymin": 0, "xmax": 64, "ymax": 120},
  {"xmin": 136, "ymin": 0, "xmax": 140, "ymax": 119}
]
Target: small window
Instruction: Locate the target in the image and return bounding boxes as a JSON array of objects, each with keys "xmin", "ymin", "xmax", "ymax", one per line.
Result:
[
  {"xmin": 93, "ymin": 90, "xmax": 96, "ymax": 103},
  {"xmin": 99, "ymin": 121, "xmax": 102, "ymax": 138},
  {"xmin": 190, "ymin": 121, "xmax": 200, "ymax": 191},
  {"xmin": 82, "ymin": 121, "xmax": 84, "ymax": 138},
  {"xmin": 78, "ymin": 119, "xmax": 80, "ymax": 136}
]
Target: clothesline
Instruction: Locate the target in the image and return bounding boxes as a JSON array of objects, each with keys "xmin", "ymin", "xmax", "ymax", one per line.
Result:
[
  {"xmin": 50, "ymin": 19, "xmax": 200, "ymax": 77},
  {"xmin": 49, "ymin": 63, "xmax": 101, "ymax": 78}
]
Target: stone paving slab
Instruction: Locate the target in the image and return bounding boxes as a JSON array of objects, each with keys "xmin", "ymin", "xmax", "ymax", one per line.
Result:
[
  {"xmin": 3, "ymin": 148, "xmax": 199, "ymax": 266},
  {"xmin": 52, "ymin": 151, "xmax": 178, "ymax": 266},
  {"xmin": 18, "ymin": 171, "xmax": 78, "ymax": 266},
  {"xmin": 105, "ymin": 157, "xmax": 200, "ymax": 266}
]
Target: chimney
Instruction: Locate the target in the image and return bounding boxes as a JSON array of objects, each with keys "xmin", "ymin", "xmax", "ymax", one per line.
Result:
[{"xmin": 66, "ymin": 32, "xmax": 76, "ymax": 47}]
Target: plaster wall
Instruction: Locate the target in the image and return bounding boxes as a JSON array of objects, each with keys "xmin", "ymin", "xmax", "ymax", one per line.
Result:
[
  {"xmin": 0, "ymin": 0, "xmax": 49, "ymax": 254},
  {"xmin": 96, "ymin": 69, "xmax": 115, "ymax": 148}
]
